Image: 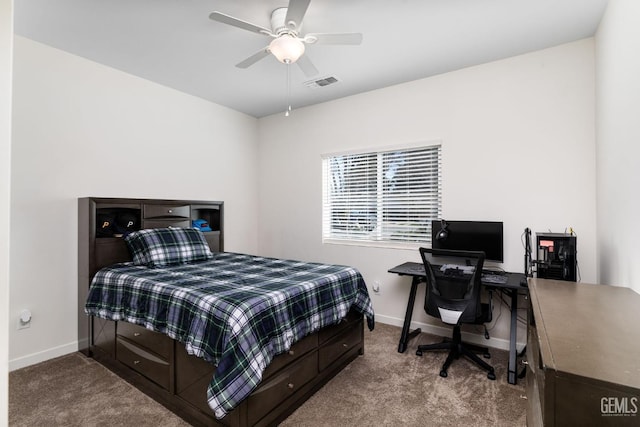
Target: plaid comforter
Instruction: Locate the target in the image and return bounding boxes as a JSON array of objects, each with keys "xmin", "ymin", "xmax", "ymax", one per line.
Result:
[{"xmin": 85, "ymin": 252, "xmax": 374, "ymax": 419}]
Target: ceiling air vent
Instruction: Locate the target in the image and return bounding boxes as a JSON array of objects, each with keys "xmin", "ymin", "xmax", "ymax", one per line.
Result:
[{"xmin": 303, "ymin": 76, "xmax": 339, "ymax": 89}]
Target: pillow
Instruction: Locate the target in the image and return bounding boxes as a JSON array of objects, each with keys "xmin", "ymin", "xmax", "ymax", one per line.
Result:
[{"xmin": 124, "ymin": 227, "xmax": 213, "ymax": 267}]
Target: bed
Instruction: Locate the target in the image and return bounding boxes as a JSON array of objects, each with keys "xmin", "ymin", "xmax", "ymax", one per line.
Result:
[{"xmin": 78, "ymin": 199, "xmax": 374, "ymax": 426}]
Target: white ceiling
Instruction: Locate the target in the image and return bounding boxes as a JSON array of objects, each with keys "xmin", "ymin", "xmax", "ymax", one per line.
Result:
[{"xmin": 14, "ymin": 0, "xmax": 608, "ymax": 118}]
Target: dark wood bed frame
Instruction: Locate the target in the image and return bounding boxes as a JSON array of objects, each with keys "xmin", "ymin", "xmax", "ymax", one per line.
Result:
[{"xmin": 78, "ymin": 197, "xmax": 366, "ymax": 426}]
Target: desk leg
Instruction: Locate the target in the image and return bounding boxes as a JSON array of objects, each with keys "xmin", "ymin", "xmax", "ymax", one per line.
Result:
[
  {"xmin": 508, "ymin": 289, "xmax": 518, "ymax": 385},
  {"xmin": 398, "ymin": 276, "xmax": 422, "ymax": 353}
]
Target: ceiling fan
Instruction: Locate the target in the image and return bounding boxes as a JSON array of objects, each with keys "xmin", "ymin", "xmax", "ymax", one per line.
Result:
[{"xmin": 209, "ymin": 0, "xmax": 363, "ymax": 77}]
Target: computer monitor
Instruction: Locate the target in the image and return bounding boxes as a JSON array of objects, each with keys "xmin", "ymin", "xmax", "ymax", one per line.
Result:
[{"xmin": 431, "ymin": 220, "xmax": 504, "ymax": 263}]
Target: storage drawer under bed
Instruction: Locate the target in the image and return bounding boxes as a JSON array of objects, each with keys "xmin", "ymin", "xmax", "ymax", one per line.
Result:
[
  {"xmin": 117, "ymin": 321, "xmax": 172, "ymax": 360},
  {"xmin": 247, "ymin": 350, "xmax": 318, "ymax": 426},
  {"xmin": 262, "ymin": 332, "xmax": 318, "ymax": 379},
  {"xmin": 319, "ymin": 317, "xmax": 363, "ymax": 371},
  {"xmin": 116, "ymin": 337, "xmax": 170, "ymax": 390}
]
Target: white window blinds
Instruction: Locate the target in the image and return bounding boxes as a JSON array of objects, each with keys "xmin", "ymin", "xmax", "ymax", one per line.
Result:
[{"xmin": 322, "ymin": 144, "xmax": 442, "ymax": 246}]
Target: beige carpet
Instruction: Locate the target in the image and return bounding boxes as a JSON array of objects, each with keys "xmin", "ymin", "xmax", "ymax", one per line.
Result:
[{"xmin": 9, "ymin": 323, "xmax": 526, "ymax": 426}]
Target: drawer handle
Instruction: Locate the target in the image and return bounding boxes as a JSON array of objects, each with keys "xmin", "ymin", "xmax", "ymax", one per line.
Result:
[
  {"xmin": 342, "ymin": 343, "xmax": 348, "ymax": 348},
  {"xmin": 133, "ymin": 332, "xmax": 141, "ymax": 337},
  {"xmin": 287, "ymin": 383, "xmax": 294, "ymax": 389},
  {"xmin": 288, "ymin": 350, "xmax": 295, "ymax": 356},
  {"xmin": 133, "ymin": 360, "xmax": 141, "ymax": 365},
  {"xmin": 521, "ymin": 360, "xmax": 529, "ymax": 366},
  {"xmin": 167, "ymin": 209, "xmax": 173, "ymax": 214}
]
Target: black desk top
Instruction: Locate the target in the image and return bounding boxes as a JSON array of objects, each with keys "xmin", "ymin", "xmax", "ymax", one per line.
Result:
[{"xmin": 388, "ymin": 262, "xmax": 528, "ymax": 290}]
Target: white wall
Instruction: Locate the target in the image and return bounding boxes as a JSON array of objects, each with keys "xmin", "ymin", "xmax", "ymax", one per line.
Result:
[
  {"xmin": 257, "ymin": 39, "xmax": 597, "ymax": 348},
  {"xmin": 1, "ymin": 0, "xmax": 13, "ymax": 421},
  {"xmin": 7, "ymin": 32, "xmax": 602, "ymax": 370},
  {"xmin": 9, "ymin": 37, "xmax": 259, "ymax": 369},
  {"xmin": 595, "ymin": 0, "xmax": 640, "ymax": 293}
]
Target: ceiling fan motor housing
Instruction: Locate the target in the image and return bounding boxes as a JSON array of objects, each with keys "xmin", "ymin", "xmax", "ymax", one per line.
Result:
[{"xmin": 271, "ymin": 7, "xmax": 301, "ymax": 35}]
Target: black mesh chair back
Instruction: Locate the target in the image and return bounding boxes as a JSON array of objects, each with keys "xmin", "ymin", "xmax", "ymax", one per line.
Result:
[
  {"xmin": 420, "ymin": 248, "xmax": 486, "ymax": 325},
  {"xmin": 416, "ymin": 247, "xmax": 496, "ymax": 380}
]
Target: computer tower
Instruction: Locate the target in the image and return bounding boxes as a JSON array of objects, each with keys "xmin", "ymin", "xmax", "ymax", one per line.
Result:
[{"xmin": 535, "ymin": 232, "xmax": 577, "ymax": 281}]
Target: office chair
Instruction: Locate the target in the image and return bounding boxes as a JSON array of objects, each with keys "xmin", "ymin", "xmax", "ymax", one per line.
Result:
[{"xmin": 416, "ymin": 248, "xmax": 496, "ymax": 380}]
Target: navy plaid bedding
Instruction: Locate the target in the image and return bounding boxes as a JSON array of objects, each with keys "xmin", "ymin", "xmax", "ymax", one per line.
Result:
[
  {"xmin": 124, "ymin": 227, "xmax": 214, "ymax": 267},
  {"xmin": 85, "ymin": 252, "xmax": 374, "ymax": 419}
]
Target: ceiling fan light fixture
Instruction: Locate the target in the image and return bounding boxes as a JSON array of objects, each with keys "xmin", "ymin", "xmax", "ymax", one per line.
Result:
[{"xmin": 269, "ymin": 35, "xmax": 305, "ymax": 64}]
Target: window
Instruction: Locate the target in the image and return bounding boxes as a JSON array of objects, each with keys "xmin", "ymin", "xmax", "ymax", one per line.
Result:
[{"xmin": 322, "ymin": 143, "xmax": 442, "ymax": 247}]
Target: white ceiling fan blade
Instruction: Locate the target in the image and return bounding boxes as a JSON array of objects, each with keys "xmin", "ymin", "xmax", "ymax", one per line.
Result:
[
  {"xmin": 296, "ymin": 54, "xmax": 319, "ymax": 77},
  {"xmin": 236, "ymin": 48, "xmax": 271, "ymax": 69},
  {"xmin": 305, "ymin": 33, "xmax": 363, "ymax": 45},
  {"xmin": 209, "ymin": 11, "xmax": 273, "ymax": 36},
  {"xmin": 285, "ymin": 0, "xmax": 311, "ymax": 30}
]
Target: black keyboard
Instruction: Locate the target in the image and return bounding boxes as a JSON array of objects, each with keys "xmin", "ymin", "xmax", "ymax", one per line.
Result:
[{"xmin": 482, "ymin": 273, "xmax": 508, "ymax": 284}]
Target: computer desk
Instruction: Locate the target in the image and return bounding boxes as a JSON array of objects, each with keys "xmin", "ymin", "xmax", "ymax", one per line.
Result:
[{"xmin": 388, "ymin": 262, "xmax": 528, "ymax": 385}]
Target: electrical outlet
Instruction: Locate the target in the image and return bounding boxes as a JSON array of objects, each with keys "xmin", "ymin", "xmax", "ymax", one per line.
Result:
[
  {"xmin": 17, "ymin": 309, "xmax": 31, "ymax": 330},
  {"xmin": 372, "ymin": 280, "xmax": 381, "ymax": 294}
]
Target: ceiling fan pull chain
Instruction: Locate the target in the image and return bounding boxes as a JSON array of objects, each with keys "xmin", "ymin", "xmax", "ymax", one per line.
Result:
[{"xmin": 285, "ymin": 60, "xmax": 292, "ymax": 117}]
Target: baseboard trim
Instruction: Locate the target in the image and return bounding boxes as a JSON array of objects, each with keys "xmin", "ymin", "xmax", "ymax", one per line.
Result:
[
  {"xmin": 374, "ymin": 314, "xmax": 525, "ymax": 353},
  {"xmin": 9, "ymin": 341, "xmax": 78, "ymax": 371}
]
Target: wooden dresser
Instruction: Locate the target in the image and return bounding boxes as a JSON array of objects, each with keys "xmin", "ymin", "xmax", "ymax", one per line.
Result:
[{"xmin": 526, "ymin": 278, "xmax": 640, "ymax": 426}]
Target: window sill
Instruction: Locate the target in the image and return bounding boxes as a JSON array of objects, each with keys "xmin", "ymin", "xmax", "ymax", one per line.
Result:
[{"xmin": 322, "ymin": 238, "xmax": 430, "ymax": 251}]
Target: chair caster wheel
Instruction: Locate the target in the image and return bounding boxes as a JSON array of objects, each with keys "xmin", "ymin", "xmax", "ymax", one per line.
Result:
[
  {"xmin": 483, "ymin": 352, "xmax": 491, "ymax": 359},
  {"xmin": 440, "ymin": 370, "xmax": 448, "ymax": 378},
  {"xmin": 416, "ymin": 350, "xmax": 423, "ymax": 356},
  {"xmin": 487, "ymin": 371, "xmax": 496, "ymax": 380}
]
